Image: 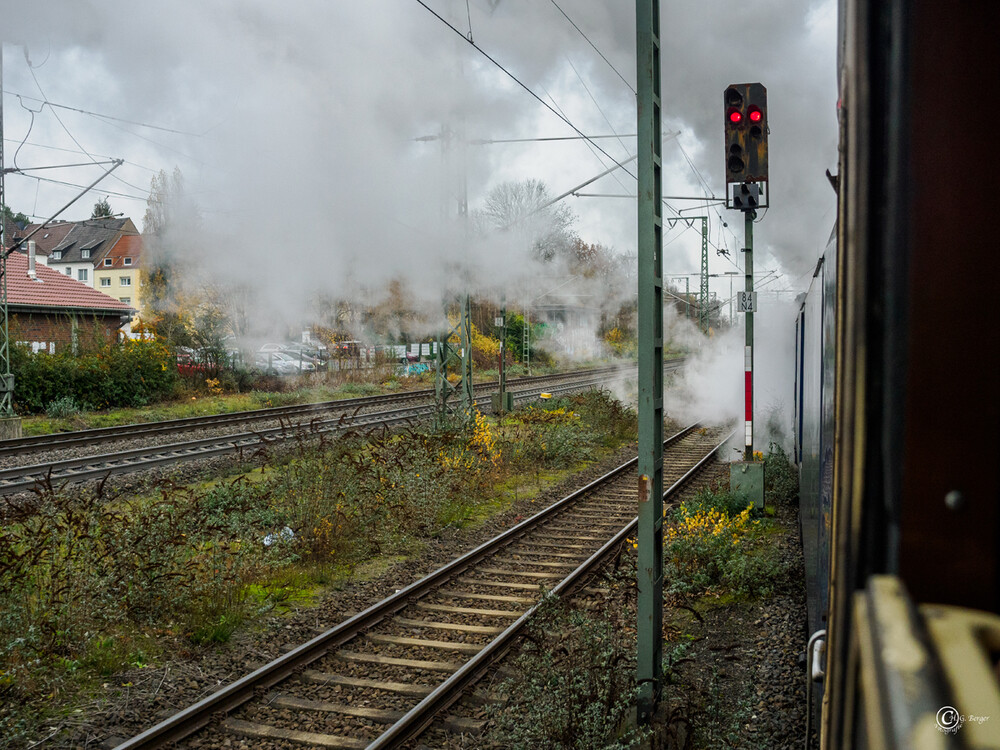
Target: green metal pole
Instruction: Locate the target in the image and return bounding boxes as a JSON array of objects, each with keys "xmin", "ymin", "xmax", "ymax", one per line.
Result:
[
  {"xmin": 699, "ymin": 217, "xmax": 709, "ymax": 333},
  {"xmin": 460, "ymin": 294, "xmax": 474, "ymax": 418},
  {"xmin": 0, "ymin": 46, "xmax": 14, "ymax": 419},
  {"xmin": 744, "ymin": 210, "xmax": 755, "ymax": 459},
  {"xmin": 523, "ymin": 306, "xmax": 530, "ymax": 375},
  {"xmin": 498, "ymin": 301, "xmax": 508, "ymax": 414},
  {"xmin": 635, "ymin": 0, "xmax": 663, "ymax": 724}
]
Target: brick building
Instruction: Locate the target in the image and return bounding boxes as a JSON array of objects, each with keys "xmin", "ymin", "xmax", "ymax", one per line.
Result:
[{"xmin": 5, "ymin": 245, "xmax": 135, "ymax": 353}]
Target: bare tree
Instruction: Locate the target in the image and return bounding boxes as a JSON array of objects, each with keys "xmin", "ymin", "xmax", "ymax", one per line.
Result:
[{"xmin": 477, "ymin": 179, "xmax": 577, "ymax": 262}]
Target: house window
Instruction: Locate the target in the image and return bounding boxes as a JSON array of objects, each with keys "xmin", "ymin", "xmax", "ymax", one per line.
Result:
[
  {"xmin": 119, "ymin": 297, "xmax": 131, "ymax": 305},
  {"xmin": 52, "ymin": 251, "xmax": 62, "ymax": 260},
  {"xmin": 123, "ymin": 257, "xmax": 132, "ymax": 266},
  {"xmin": 120, "ymin": 276, "xmax": 131, "ymax": 286},
  {"xmin": 78, "ymin": 268, "xmax": 88, "ymax": 282},
  {"xmin": 64, "ymin": 267, "xmax": 72, "ymax": 275},
  {"xmin": 104, "ymin": 258, "xmax": 113, "ymax": 266},
  {"xmin": 81, "ymin": 249, "xmax": 91, "ymax": 259},
  {"xmin": 100, "ymin": 277, "xmax": 111, "ymax": 287}
]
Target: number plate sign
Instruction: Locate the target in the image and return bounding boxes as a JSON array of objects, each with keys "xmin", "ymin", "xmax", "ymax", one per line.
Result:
[{"xmin": 738, "ymin": 291, "xmax": 757, "ymax": 312}]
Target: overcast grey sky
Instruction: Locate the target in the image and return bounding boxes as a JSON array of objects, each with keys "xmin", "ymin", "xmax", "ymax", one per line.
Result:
[{"xmin": 1, "ymin": 0, "xmax": 838, "ymax": 320}]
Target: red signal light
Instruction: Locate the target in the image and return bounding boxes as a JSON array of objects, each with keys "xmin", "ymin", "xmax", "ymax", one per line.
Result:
[
  {"xmin": 749, "ymin": 108, "xmax": 762, "ymax": 122},
  {"xmin": 729, "ymin": 110, "xmax": 742, "ymax": 124}
]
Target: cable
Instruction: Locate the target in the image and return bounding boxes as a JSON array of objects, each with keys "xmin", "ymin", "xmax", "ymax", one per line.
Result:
[
  {"xmin": 5, "ymin": 90, "xmax": 204, "ymax": 136},
  {"xmin": 564, "ymin": 56, "xmax": 632, "ymax": 163},
  {"xmin": 411, "ymin": 0, "xmax": 636, "ymax": 182},
  {"xmin": 470, "ymin": 133, "xmax": 639, "ymax": 144},
  {"xmin": 9, "ymin": 171, "xmax": 149, "ymax": 203},
  {"xmin": 541, "ymin": 85, "xmax": 634, "ymax": 202},
  {"xmin": 2, "ymin": 138, "xmax": 160, "ymax": 174},
  {"xmin": 549, "ymin": 0, "xmax": 635, "ymax": 94},
  {"xmin": 25, "ymin": 64, "xmax": 150, "ymax": 197},
  {"xmin": 12, "ymin": 105, "xmax": 37, "ymax": 172}
]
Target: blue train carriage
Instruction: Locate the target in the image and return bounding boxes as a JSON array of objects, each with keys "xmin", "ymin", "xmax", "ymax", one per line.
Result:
[
  {"xmin": 813, "ymin": 0, "xmax": 1000, "ymax": 745},
  {"xmin": 794, "ymin": 224, "xmax": 837, "ymax": 648}
]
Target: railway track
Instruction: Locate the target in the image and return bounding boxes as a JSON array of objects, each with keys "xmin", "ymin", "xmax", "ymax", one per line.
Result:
[
  {"xmin": 0, "ymin": 364, "xmax": 648, "ymax": 460},
  {"xmin": 0, "ymin": 364, "xmax": 672, "ymax": 496},
  {"xmin": 115, "ymin": 422, "xmax": 733, "ymax": 749}
]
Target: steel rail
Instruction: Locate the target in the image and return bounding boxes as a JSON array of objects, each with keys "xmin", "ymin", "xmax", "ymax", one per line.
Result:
[
  {"xmin": 0, "ymin": 363, "xmax": 656, "ymax": 458},
  {"xmin": 0, "ymin": 372, "xmax": 632, "ymax": 495},
  {"xmin": 113, "ymin": 422, "xmax": 717, "ymax": 750},
  {"xmin": 366, "ymin": 426, "xmax": 737, "ymax": 748}
]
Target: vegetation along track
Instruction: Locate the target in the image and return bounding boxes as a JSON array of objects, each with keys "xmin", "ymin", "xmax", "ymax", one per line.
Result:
[
  {"xmin": 0, "ymin": 364, "xmax": 649, "ymax": 459},
  {"xmin": 0, "ymin": 363, "xmax": 682, "ymax": 496},
  {"xmin": 115, "ymin": 422, "xmax": 732, "ymax": 750}
]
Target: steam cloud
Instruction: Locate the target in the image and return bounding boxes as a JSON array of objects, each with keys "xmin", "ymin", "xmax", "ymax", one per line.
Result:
[{"xmin": 4, "ymin": 0, "xmax": 836, "ymax": 429}]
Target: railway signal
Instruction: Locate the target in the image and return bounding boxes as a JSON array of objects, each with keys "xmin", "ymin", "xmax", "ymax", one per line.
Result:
[
  {"xmin": 724, "ymin": 82, "xmax": 768, "ymax": 209},
  {"xmin": 724, "ymin": 82, "xmax": 767, "ymax": 475}
]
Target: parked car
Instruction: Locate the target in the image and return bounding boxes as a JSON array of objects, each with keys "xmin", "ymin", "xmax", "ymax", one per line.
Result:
[
  {"xmin": 254, "ymin": 351, "xmax": 314, "ymax": 374},
  {"xmin": 283, "ymin": 341, "xmax": 329, "ymax": 361}
]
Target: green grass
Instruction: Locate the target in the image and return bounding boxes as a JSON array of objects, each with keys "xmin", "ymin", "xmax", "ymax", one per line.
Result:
[{"xmin": 20, "ymin": 383, "xmax": 404, "ymax": 435}]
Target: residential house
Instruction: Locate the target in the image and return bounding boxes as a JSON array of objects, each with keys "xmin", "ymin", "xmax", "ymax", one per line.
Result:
[
  {"xmin": 94, "ymin": 233, "xmax": 144, "ymax": 325},
  {"xmin": 4, "ymin": 242, "xmax": 135, "ymax": 353},
  {"xmin": 6, "ymin": 221, "xmax": 75, "ymax": 267},
  {"xmin": 43, "ymin": 217, "xmax": 138, "ymax": 287}
]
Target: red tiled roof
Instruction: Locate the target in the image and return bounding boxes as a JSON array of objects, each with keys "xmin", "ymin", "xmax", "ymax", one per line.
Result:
[
  {"xmin": 103, "ymin": 234, "xmax": 143, "ymax": 268},
  {"xmin": 4, "ymin": 252, "xmax": 135, "ymax": 314}
]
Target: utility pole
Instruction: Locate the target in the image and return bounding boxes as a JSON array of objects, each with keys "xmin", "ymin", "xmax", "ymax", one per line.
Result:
[
  {"xmin": 666, "ymin": 217, "xmax": 709, "ymax": 332},
  {"xmin": 522, "ymin": 306, "xmax": 530, "ymax": 375},
  {"xmin": 0, "ymin": 46, "xmax": 20, "ymax": 437},
  {"xmin": 636, "ymin": 0, "xmax": 664, "ymax": 725},
  {"xmin": 667, "ymin": 276, "xmax": 691, "ymax": 321},
  {"xmin": 434, "ymin": 8, "xmax": 475, "ymax": 427},
  {"xmin": 492, "ymin": 299, "xmax": 512, "ymax": 414},
  {"xmin": 699, "ymin": 217, "xmax": 709, "ymax": 332},
  {"xmin": 434, "ymin": 122, "xmax": 475, "ymax": 427}
]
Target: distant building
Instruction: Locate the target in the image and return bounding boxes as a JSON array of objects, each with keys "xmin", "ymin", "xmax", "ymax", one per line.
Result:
[
  {"xmin": 15, "ymin": 217, "xmax": 138, "ymax": 288},
  {"xmin": 94, "ymin": 234, "xmax": 144, "ymax": 326},
  {"xmin": 6, "ymin": 221, "xmax": 74, "ymax": 266},
  {"xmin": 4, "ymin": 244, "xmax": 135, "ymax": 353}
]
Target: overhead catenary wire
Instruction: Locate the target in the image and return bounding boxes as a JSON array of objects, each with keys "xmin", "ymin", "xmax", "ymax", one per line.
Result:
[
  {"xmin": 564, "ymin": 55, "xmax": 634, "ymax": 181},
  {"xmin": 411, "ymin": 0, "xmax": 637, "ymax": 182},
  {"xmin": 548, "ymin": 0, "xmax": 635, "ymax": 94},
  {"xmin": 540, "ymin": 85, "xmax": 636, "ymax": 202},
  {"xmin": 2, "ymin": 138, "xmax": 160, "ymax": 174},
  {"xmin": 23, "ymin": 59, "xmax": 154, "ymax": 196},
  {"xmin": 5, "ymin": 90, "xmax": 205, "ymax": 137},
  {"xmin": 9, "ymin": 171, "xmax": 149, "ymax": 204}
]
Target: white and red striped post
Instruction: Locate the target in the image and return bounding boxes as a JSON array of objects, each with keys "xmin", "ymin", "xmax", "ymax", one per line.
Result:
[{"xmin": 743, "ymin": 209, "xmax": 755, "ymax": 459}]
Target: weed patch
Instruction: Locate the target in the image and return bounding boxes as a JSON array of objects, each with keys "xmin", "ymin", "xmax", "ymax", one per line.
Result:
[
  {"xmin": 1, "ymin": 390, "xmax": 638, "ymax": 745},
  {"xmin": 664, "ymin": 486, "xmax": 786, "ymax": 605},
  {"xmin": 487, "ymin": 594, "xmax": 647, "ymax": 749}
]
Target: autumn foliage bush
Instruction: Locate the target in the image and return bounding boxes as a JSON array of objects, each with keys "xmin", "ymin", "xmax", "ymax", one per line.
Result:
[{"xmin": 10, "ymin": 336, "xmax": 177, "ymax": 413}]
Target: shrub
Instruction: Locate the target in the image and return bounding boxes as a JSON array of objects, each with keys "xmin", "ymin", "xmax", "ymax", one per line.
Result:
[
  {"xmin": 764, "ymin": 443, "xmax": 799, "ymax": 504},
  {"xmin": 10, "ymin": 338, "xmax": 178, "ymax": 414},
  {"xmin": 663, "ymin": 492, "xmax": 785, "ymax": 603},
  {"xmin": 45, "ymin": 396, "xmax": 80, "ymax": 419},
  {"xmin": 487, "ymin": 596, "xmax": 647, "ymax": 749},
  {"xmin": 0, "ymin": 480, "xmax": 289, "ymax": 692}
]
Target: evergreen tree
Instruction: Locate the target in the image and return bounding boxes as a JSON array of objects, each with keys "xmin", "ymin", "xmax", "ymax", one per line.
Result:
[{"xmin": 91, "ymin": 197, "xmax": 113, "ymax": 218}]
